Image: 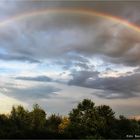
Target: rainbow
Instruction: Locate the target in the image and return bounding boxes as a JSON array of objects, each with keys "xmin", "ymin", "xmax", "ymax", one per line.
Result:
[{"xmin": 0, "ymin": 8, "xmax": 140, "ymax": 33}]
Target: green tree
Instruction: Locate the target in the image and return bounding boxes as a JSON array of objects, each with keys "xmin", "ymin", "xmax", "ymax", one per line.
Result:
[
  {"xmin": 0, "ymin": 114, "xmax": 10, "ymax": 138},
  {"xmin": 96, "ymin": 105, "xmax": 117, "ymax": 138},
  {"xmin": 9, "ymin": 105, "xmax": 30, "ymax": 138},
  {"xmin": 10, "ymin": 106, "xmax": 29, "ymax": 127},
  {"xmin": 29, "ymin": 104, "xmax": 46, "ymax": 131},
  {"xmin": 0, "ymin": 99, "xmax": 139, "ymax": 139},
  {"xmin": 117, "ymin": 115, "xmax": 140, "ymax": 138},
  {"xmin": 68, "ymin": 99, "xmax": 104, "ymax": 138},
  {"xmin": 46, "ymin": 114, "xmax": 62, "ymax": 138}
]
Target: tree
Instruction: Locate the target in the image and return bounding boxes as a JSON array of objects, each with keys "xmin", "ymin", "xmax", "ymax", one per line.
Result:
[
  {"xmin": 0, "ymin": 114, "xmax": 10, "ymax": 138},
  {"xmin": 10, "ymin": 106, "xmax": 29, "ymax": 127},
  {"xmin": 29, "ymin": 104, "xmax": 46, "ymax": 131},
  {"xmin": 58, "ymin": 117, "xmax": 70, "ymax": 133},
  {"xmin": 96, "ymin": 105, "xmax": 117, "ymax": 138},
  {"xmin": 68, "ymin": 99, "xmax": 104, "ymax": 138},
  {"xmin": 46, "ymin": 114, "xmax": 62, "ymax": 138},
  {"xmin": 0, "ymin": 99, "xmax": 139, "ymax": 138},
  {"xmin": 9, "ymin": 105, "xmax": 30, "ymax": 138},
  {"xmin": 116, "ymin": 115, "xmax": 140, "ymax": 138}
]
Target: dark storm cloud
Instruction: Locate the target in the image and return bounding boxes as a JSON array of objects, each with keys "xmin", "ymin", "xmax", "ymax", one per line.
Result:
[
  {"xmin": 16, "ymin": 75, "xmax": 52, "ymax": 82},
  {"xmin": 69, "ymin": 70, "xmax": 140, "ymax": 99}
]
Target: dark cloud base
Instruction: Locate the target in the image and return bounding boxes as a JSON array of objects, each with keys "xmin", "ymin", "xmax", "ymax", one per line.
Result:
[
  {"xmin": 16, "ymin": 75, "xmax": 52, "ymax": 82},
  {"xmin": 2, "ymin": 85, "xmax": 61, "ymax": 101},
  {"xmin": 69, "ymin": 70, "xmax": 140, "ymax": 99}
]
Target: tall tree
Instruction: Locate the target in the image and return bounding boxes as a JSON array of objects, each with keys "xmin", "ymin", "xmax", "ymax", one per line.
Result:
[
  {"xmin": 96, "ymin": 105, "xmax": 117, "ymax": 138},
  {"xmin": 9, "ymin": 105, "xmax": 30, "ymax": 138},
  {"xmin": 29, "ymin": 104, "xmax": 46, "ymax": 131},
  {"xmin": 68, "ymin": 99, "xmax": 104, "ymax": 138},
  {"xmin": 46, "ymin": 114, "xmax": 62, "ymax": 138}
]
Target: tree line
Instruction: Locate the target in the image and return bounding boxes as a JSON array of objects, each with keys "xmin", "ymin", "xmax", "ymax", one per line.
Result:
[{"xmin": 0, "ymin": 99, "xmax": 140, "ymax": 139}]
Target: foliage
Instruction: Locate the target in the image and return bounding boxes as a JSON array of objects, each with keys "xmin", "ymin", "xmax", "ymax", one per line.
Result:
[
  {"xmin": 0, "ymin": 99, "xmax": 139, "ymax": 139},
  {"xmin": 68, "ymin": 99, "xmax": 104, "ymax": 138},
  {"xmin": 29, "ymin": 104, "xmax": 46, "ymax": 131},
  {"xmin": 46, "ymin": 114, "xmax": 62, "ymax": 134},
  {"xmin": 58, "ymin": 116, "xmax": 70, "ymax": 133}
]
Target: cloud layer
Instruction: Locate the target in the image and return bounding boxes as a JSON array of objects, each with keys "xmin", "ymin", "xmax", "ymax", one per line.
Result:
[{"xmin": 0, "ymin": 1, "xmax": 140, "ymax": 116}]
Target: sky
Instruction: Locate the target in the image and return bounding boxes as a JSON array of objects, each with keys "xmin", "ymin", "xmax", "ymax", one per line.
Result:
[{"xmin": 0, "ymin": 0, "xmax": 140, "ymax": 117}]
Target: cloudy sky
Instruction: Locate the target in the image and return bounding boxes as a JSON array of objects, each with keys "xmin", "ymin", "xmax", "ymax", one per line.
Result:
[{"xmin": 0, "ymin": 0, "xmax": 140, "ymax": 117}]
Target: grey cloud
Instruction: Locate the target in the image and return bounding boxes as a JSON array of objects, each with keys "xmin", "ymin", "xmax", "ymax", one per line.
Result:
[
  {"xmin": 74, "ymin": 62, "xmax": 91, "ymax": 69},
  {"xmin": 69, "ymin": 70, "xmax": 99, "ymax": 87},
  {"xmin": 134, "ymin": 67, "xmax": 140, "ymax": 73},
  {"xmin": 68, "ymin": 70, "xmax": 140, "ymax": 99},
  {"xmin": 0, "ymin": 53, "xmax": 40, "ymax": 63},
  {"xmin": 3, "ymin": 1, "xmax": 140, "ymax": 22},
  {"xmin": 54, "ymin": 54, "xmax": 90, "ymax": 70},
  {"xmin": 16, "ymin": 75, "xmax": 52, "ymax": 82},
  {"xmin": 15, "ymin": 75, "xmax": 68, "ymax": 84},
  {"xmin": 20, "ymin": 16, "xmax": 140, "ymax": 67},
  {"xmin": 0, "ymin": 2, "xmax": 140, "ymax": 67},
  {"xmin": 0, "ymin": 0, "xmax": 139, "ymax": 116},
  {"xmin": 1, "ymin": 85, "xmax": 61, "ymax": 101}
]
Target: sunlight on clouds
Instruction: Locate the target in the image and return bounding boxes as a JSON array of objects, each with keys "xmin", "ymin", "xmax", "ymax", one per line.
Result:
[
  {"xmin": 101, "ymin": 66, "xmax": 138, "ymax": 78},
  {"xmin": 0, "ymin": 92, "xmax": 27, "ymax": 114}
]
